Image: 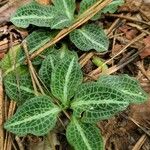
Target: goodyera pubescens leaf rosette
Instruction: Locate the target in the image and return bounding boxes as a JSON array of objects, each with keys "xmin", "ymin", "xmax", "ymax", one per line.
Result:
[
  {"xmin": 2, "ymin": 0, "xmax": 149, "ymax": 150},
  {"xmin": 3, "ymin": 53, "xmax": 148, "ymax": 150}
]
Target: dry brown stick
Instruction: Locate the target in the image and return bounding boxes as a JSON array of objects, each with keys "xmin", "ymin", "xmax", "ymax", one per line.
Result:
[
  {"xmin": 103, "ymin": 51, "xmax": 140, "ymax": 75},
  {"xmin": 106, "ymin": 13, "xmax": 150, "ymax": 27},
  {"xmin": 132, "ymin": 134, "xmax": 147, "ymax": 150},
  {"xmin": 136, "ymin": 61, "xmax": 150, "ymax": 82},
  {"xmin": 0, "ymin": 0, "xmax": 18, "ymax": 13},
  {"xmin": 23, "ymin": 42, "xmax": 38, "ymax": 95},
  {"xmin": 139, "ymin": 9, "xmax": 150, "ymax": 22},
  {"xmin": 79, "ymin": 52, "xmax": 94, "ymax": 67},
  {"xmin": 15, "ymin": 136, "xmax": 24, "ymax": 150},
  {"xmin": 4, "ymin": 101, "xmax": 16, "ymax": 150},
  {"xmin": 107, "ymin": 18, "xmax": 121, "ymax": 36},
  {"xmin": 86, "ymin": 33, "xmax": 146, "ymax": 78},
  {"xmin": 0, "ymin": 69, "xmax": 4, "ymax": 150},
  {"xmin": 85, "ymin": 48, "xmax": 142, "ymax": 80},
  {"xmin": 22, "ymin": 42, "xmax": 45, "ymax": 95},
  {"xmin": 28, "ymin": 0, "xmax": 112, "ymax": 61},
  {"xmin": 127, "ymin": 23, "xmax": 150, "ymax": 35}
]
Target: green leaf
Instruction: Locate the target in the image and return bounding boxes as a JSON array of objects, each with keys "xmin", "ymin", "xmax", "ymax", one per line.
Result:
[
  {"xmin": 19, "ymin": 30, "xmax": 53, "ymax": 63},
  {"xmin": 98, "ymin": 75, "xmax": 148, "ymax": 103},
  {"xmin": 24, "ymin": 30, "xmax": 53, "ymax": 56},
  {"xmin": 39, "ymin": 47, "xmax": 78, "ymax": 89},
  {"xmin": 50, "ymin": 14, "xmax": 71, "ymax": 29},
  {"xmin": 51, "ymin": 56, "xmax": 83, "ymax": 105},
  {"xmin": 10, "ymin": 1, "xmax": 54, "ymax": 28},
  {"xmin": 53, "ymin": 0, "xmax": 75, "ymax": 20},
  {"xmin": 0, "ymin": 45, "xmax": 21, "ymax": 73},
  {"xmin": 4, "ymin": 96, "xmax": 61, "ymax": 136},
  {"xmin": 102, "ymin": 0, "xmax": 124, "ymax": 14},
  {"xmin": 50, "ymin": 0, "xmax": 75, "ymax": 29},
  {"xmin": 39, "ymin": 54, "xmax": 57, "ymax": 89},
  {"xmin": 71, "ymin": 82, "xmax": 129, "ymax": 123},
  {"xmin": 4, "ymin": 67, "xmax": 35, "ymax": 103},
  {"xmin": 66, "ymin": 117, "xmax": 104, "ymax": 150},
  {"xmin": 70, "ymin": 24, "xmax": 109, "ymax": 52},
  {"xmin": 79, "ymin": 0, "xmax": 102, "ymax": 20},
  {"xmin": 32, "ymin": 46, "xmax": 56, "ymax": 65},
  {"xmin": 1, "ymin": 30, "xmax": 53, "ymax": 76},
  {"xmin": 79, "ymin": 0, "xmax": 124, "ymax": 20}
]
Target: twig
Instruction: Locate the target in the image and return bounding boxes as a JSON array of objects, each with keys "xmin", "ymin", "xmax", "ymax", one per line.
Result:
[
  {"xmin": 79, "ymin": 52, "xmax": 94, "ymax": 67},
  {"xmin": 86, "ymin": 33, "xmax": 146, "ymax": 79},
  {"xmin": 106, "ymin": 13, "xmax": 150, "ymax": 27},
  {"xmin": 122, "ymin": 114, "xmax": 150, "ymax": 137},
  {"xmin": 0, "ymin": 69, "xmax": 4, "ymax": 150},
  {"xmin": 15, "ymin": 136, "xmax": 24, "ymax": 150},
  {"xmin": 22, "ymin": 41, "xmax": 45, "ymax": 95},
  {"xmin": 22, "ymin": 42, "xmax": 38, "ymax": 95},
  {"xmin": 0, "ymin": 0, "xmax": 18, "ymax": 13},
  {"xmin": 132, "ymin": 134, "xmax": 147, "ymax": 150},
  {"xmin": 107, "ymin": 18, "xmax": 121, "ymax": 36},
  {"xmin": 136, "ymin": 61, "xmax": 150, "ymax": 82},
  {"xmin": 4, "ymin": 101, "xmax": 16, "ymax": 150},
  {"xmin": 27, "ymin": 0, "xmax": 112, "ymax": 61}
]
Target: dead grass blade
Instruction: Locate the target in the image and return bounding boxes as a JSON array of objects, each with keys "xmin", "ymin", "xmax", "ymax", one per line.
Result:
[{"xmin": 0, "ymin": 69, "xmax": 4, "ymax": 150}]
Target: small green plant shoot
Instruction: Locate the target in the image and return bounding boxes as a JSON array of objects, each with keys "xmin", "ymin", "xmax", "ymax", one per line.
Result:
[{"xmin": 1, "ymin": 0, "xmax": 148, "ymax": 150}]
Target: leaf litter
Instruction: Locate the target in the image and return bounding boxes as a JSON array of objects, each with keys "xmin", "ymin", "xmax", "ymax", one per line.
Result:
[{"xmin": 0, "ymin": 0, "xmax": 150, "ymax": 150}]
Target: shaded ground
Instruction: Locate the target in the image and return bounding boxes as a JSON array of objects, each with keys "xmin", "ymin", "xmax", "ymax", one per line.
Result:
[{"xmin": 0, "ymin": 0, "xmax": 150, "ymax": 149}]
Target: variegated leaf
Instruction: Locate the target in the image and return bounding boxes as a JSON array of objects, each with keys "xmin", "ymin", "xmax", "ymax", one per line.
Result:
[
  {"xmin": 71, "ymin": 82, "xmax": 129, "ymax": 123},
  {"xmin": 70, "ymin": 24, "xmax": 109, "ymax": 52},
  {"xmin": 51, "ymin": 56, "xmax": 83, "ymax": 105},
  {"xmin": 11, "ymin": 1, "xmax": 54, "ymax": 28},
  {"xmin": 98, "ymin": 75, "xmax": 148, "ymax": 103},
  {"xmin": 66, "ymin": 117, "xmax": 104, "ymax": 150},
  {"xmin": 4, "ymin": 96, "xmax": 61, "ymax": 136}
]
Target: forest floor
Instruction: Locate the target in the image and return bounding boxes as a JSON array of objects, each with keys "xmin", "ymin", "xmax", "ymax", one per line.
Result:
[{"xmin": 0, "ymin": 0, "xmax": 150, "ymax": 150}]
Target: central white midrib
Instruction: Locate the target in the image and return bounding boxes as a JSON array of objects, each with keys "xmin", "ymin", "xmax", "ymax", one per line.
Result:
[
  {"xmin": 63, "ymin": 58, "xmax": 75, "ymax": 102},
  {"xmin": 63, "ymin": 0, "xmax": 72, "ymax": 20},
  {"xmin": 72, "ymin": 100, "xmax": 128, "ymax": 107},
  {"xmin": 74, "ymin": 119, "xmax": 92, "ymax": 150},
  {"xmin": 5, "ymin": 81, "xmax": 35, "ymax": 94},
  {"xmin": 79, "ymin": 30, "xmax": 106, "ymax": 50},
  {"xmin": 52, "ymin": 18, "xmax": 69, "ymax": 28},
  {"xmin": 13, "ymin": 15, "xmax": 54, "ymax": 20},
  {"xmin": 120, "ymin": 89, "xmax": 145, "ymax": 99},
  {"xmin": 6, "ymin": 108, "xmax": 60, "ymax": 127}
]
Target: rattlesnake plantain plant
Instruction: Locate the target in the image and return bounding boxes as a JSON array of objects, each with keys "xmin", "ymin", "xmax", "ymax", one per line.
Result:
[{"xmin": 1, "ymin": 0, "xmax": 148, "ymax": 150}]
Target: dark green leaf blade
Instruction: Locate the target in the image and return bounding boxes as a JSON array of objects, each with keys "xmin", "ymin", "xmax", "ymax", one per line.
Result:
[
  {"xmin": 79, "ymin": 0, "xmax": 124, "ymax": 20},
  {"xmin": 4, "ymin": 67, "xmax": 35, "ymax": 103},
  {"xmin": 0, "ymin": 45, "xmax": 21, "ymax": 74},
  {"xmin": 10, "ymin": 2, "xmax": 54, "ymax": 28},
  {"xmin": 19, "ymin": 30, "xmax": 53, "ymax": 64},
  {"xmin": 1, "ymin": 30, "xmax": 53, "ymax": 76},
  {"xmin": 39, "ymin": 54, "xmax": 57, "ymax": 89},
  {"xmin": 79, "ymin": 0, "xmax": 102, "ymax": 20},
  {"xmin": 70, "ymin": 24, "xmax": 109, "ymax": 52},
  {"xmin": 102, "ymin": 0, "xmax": 124, "ymax": 14},
  {"xmin": 50, "ymin": 0, "xmax": 75, "ymax": 29},
  {"xmin": 98, "ymin": 75, "xmax": 148, "ymax": 103},
  {"xmin": 50, "ymin": 14, "xmax": 71, "ymax": 29},
  {"xmin": 39, "ymin": 48, "xmax": 78, "ymax": 89},
  {"xmin": 66, "ymin": 117, "xmax": 104, "ymax": 150},
  {"xmin": 4, "ymin": 96, "xmax": 61, "ymax": 136},
  {"xmin": 53, "ymin": 0, "xmax": 75, "ymax": 20},
  {"xmin": 71, "ymin": 82, "xmax": 129, "ymax": 123},
  {"xmin": 51, "ymin": 56, "xmax": 83, "ymax": 105}
]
